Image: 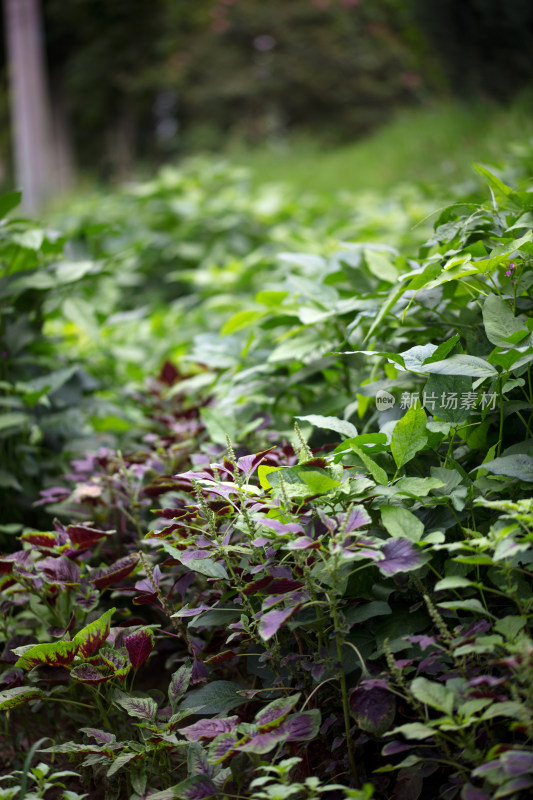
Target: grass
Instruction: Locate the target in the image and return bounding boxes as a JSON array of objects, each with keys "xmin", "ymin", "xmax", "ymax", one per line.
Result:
[{"xmin": 226, "ymin": 97, "xmax": 533, "ymax": 195}]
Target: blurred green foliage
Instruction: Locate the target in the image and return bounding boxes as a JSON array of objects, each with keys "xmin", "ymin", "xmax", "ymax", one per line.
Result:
[{"xmin": 0, "ymin": 0, "xmax": 530, "ymax": 179}]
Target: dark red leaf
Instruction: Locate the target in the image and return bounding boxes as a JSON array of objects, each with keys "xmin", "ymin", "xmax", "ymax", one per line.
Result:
[
  {"xmin": 67, "ymin": 524, "xmax": 113, "ymax": 548},
  {"xmin": 90, "ymin": 555, "xmax": 139, "ymax": 590},
  {"xmin": 125, "ymin": 628, "xmax": 154, "ymax": 668}
]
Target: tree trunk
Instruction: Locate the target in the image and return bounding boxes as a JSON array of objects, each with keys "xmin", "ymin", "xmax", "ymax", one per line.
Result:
[{"xmin": 3, "ymin": 0, "xmax": 55, "ymax": 215}]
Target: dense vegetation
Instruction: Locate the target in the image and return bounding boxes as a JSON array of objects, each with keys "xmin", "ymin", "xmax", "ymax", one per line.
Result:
[{"xmin": 1, "ymin": 143, "xmax": 533, "ymax": 800}]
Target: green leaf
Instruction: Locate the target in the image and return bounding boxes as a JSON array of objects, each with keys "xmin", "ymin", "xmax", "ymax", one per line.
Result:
[
  {"xmin": 388, "ymin": 722, "xmax": 436, "ymax": 740},
  {"xmin": 422, "ymin": 355, "xmax": 497, "ymax": 378},
  {"xmin": 255, "ymin": 290, "xmax": 289, "ymax": 307},
  {"xmin": 73, "ymin": 608, "xmax": 115, "ymax": 658},
  {"xmin": 494, "ymin": 616, "xmax": 527, "ymax": 640},
  {"xmin": 423, "ymin": 374, "xmax": 473, "ymax": 424},
  {"xmin": 481, "ymin": 701, "xmax": 525, "ymax": 721},
  {"xmin": 0, "ymin": 686, "xmax": 43, "ymax": 711},
  {"xmin": 483, "ymin": 294, "xmax": 530, "ymax": 348},
  {"xmin": 364, "ymin": 249, "xmax": 398, "ymax": 283},
  {"xmin": 474, "ymin": 230, "xmax": 533, "ymax": 272},
  {"xmin": 297, "ymin": 469, "xmax": 340, "ymax": 494},
  {"xmin": 390, "ymin": 404, "xmax": 428, "ymax": 469},
  {"xmin": 0, "ymin": 190, "xmax": 21, "ymax": 218},
  {"xmin": 434, "ymin": 576, "xmax": 474, "ymax": 591},
  {"xmin": 13, "ymin": 229, "xmax": 45, "ymax": 250},
  {"xmin": 107, "ymin": 753, "xmax": 139, "ymax": 777},
  {"xmin": 200, "ymin": 407, "xmax": 237, "ymax": 446},
  {"xmin": 179, "ymin": 681, "xmax": 246, "ymax": 715},
  {"xmin": 364, "ymin": 281, "xmax": 407, "ymax": 343},
  {"xmin": 437, "ymin": 599, "xmax": 496, "ymax": 618},
  {"xmin": 351, "ymin": 445, "xmax": 388, "ymax": 485},
  {"xmin": 344, "ymin": 601, "xmax": 391, "ymax": 625},
  {"xmin": 423, "ymin": 334, "xmax": 461, "ymax": 364},
  {"xmin": 394, "ymin": 477, "xmax": 444, "ymax": 496},
  {"xmin": 55, "ymin": 261, "xmax": 95, "ymax": 284},
  {"xmin": 295, "ymin": 414, "xmax": 358, "ymax": 439},
  {"xmin": 221, "ymin": 310, "xmax": 264, "ymax": 335},
  {"xmin": 480, "ymin": 455, "xmax": 533, "ymax": 482},
  {"xmin": 265, "ymin": 465, "xmax": 340, "ymax": 495},
  {"xmin": 63, "ymin": 297, "xmax": 100, "ymax": 340},
  {"xmin": 409, "ymin": 677, "xmax": 454, "ymax": 715},
  {"xmin": 473, "ymin": 163, "xmax": 514, "ymax": 196},
  {"xmin": 161, "ymin": 544, "xmax": 229, "ymax": 580},
  {"xmin": 0, "ymin": 412, "xmax": 28, "ymax": 433},
  {"xmin": 381, "ymin": 506, "xmax": 424, "ymax": 542},
  {"xmin": 188, "ymin": 609, "xmax": 241, "ymax": 628},
  {"xmin": 258, "ymin": 465, "xmax": 283, "ymax": 490}
]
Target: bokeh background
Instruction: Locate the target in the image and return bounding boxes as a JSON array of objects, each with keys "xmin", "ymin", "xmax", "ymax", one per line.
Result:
[{"xmin": 2, "ymin": 0, "xmax": 533, "ymax": 207}]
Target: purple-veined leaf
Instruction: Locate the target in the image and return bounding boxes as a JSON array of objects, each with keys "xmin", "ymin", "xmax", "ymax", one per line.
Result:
[
  {"xmin": 471, "ymin": 759, "xmax": 502, "ymax": 777},
  {"xmin": 140, "ymin": 789, "xmax": 177, "ymax": 800},
  {"xmin": 90, "ymin": 554, "xmax": 138, "ymax": 589},
  {"xmin": 135, "ymin": 565, "xmax": 161, "ymax": 591},
  {"xmin": 181, "ymin": 550, "xmax": 213, "ymax": 562},
  {"xmin": 462, "ymin": 787, "xmax": 492, "ymax": 800},
  {"xmin": 283, "ymin": 709, "xmax": 321, "ymax": 741},
  {"xmin": 237, "ymin": 710, "xmax": 320, "ymax": 756},
  {"xmin": 251, "ymin": 536, "xmax": 271, "ymax": 546},
  {"xmin": 382, "ymin": 741, "xmax": 415, "ymax": 756},
  {"xmin": 237, "ymin": 448, "xmax": 275, "ymax": 477},
  {"xmin": 187, "ymin": 740, "xmax": 214, "ymax": 777},
  {"xmin": 178, "ymin": 470, "xmax": 215, "ymax": 483},
  {"xmin": 172, "ymin": 775, "xmax": 217, "ymax": 800},
  {"xmin": 73, "ymin": 607, "xmax": 115, "ymax": 658},
  {"xmin": 256, "ymin": 517, "xmax": 305, "ymax": 535},
  {"xmin": 258, "ymin": 605, "xmax": 301, "ymax": 640},
  {"xmin": 79, "ymin": 728, "xmax": 116, "ymax": 744},
  {"xmin": 262, "ymin": 590, "xmax": 308, "ymax": 610},
  {"xmin": 502, "ymin": 750, "xmax": 533, "ymax": 775},
  {"xmin": 113, "ymin": 689, "xmax": 158, "ymax": 721},
  {"xmin": 14, "ymin": 640, "xmax": 79, "ymax": 670},
  {"xmin": 125, "ymin": 628, "xmax": 154, "ymax": 668},
  {"xmin": 100, "ymin": 647, "xmax": 131, "ymax": 679},
  {"xmin": 207, "ymin": 732, "xmax": 240, "ymax": 764},
  {"xmin": 0, "ymin": 686, "xmax": 43, "ymax": 710},
  {"xmin": 179, "ymin": 716, "xmax": 239, "ymax": 742},
  {"xmin": 285, "ymin": 536, "xmax": 321, "ymax": 550},
  {"xmin": 0, "ymin": 551, "xmax": 30, "ymax": 574},
  {"xmin": 38, "ymin": 556, "xmax": 80, "ymax": 586},
  {"xmin": 34, "ymin": 486, "xmax": 70, "ymax": 506},
  {"xmin": 350, "ymin": 681, "xmax": 396, "ymax": 736},
  {"xmin": 237, "ymin": 729, "xmax": 285, "ymax": 755},
  {"xmin": 255, "ymin": 693, "xmax": 300, "ymax": 731},
  {"xmin": 339, "ymin": 506, "xmax": 372, "ymax": 532},
  {"xmin": 39, "ymin": 741, "xmax": 118, "ymax": 755},
  {"xmin": 169, "ymin": 662, "xmax": 193, "ymax": 710},
  {"xmin": 378, "ymin": 538, "xmax": 423, "ymax": 575},
  {"xmin": 192, "ymin": 651, "xmax": 208, "ymax": 683},
  {"xmin": 70, "ymin": 663, "xmax": 113, "ymax": 684},
  {"xmin": 405, "ymin": 634, "xmax": 437, "ymax": 650}
]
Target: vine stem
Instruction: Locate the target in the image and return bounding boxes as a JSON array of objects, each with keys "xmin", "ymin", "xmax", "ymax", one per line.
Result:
[{"xmin": 331, "ymin": 603, "xmax": 359, "ymax": 787}]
